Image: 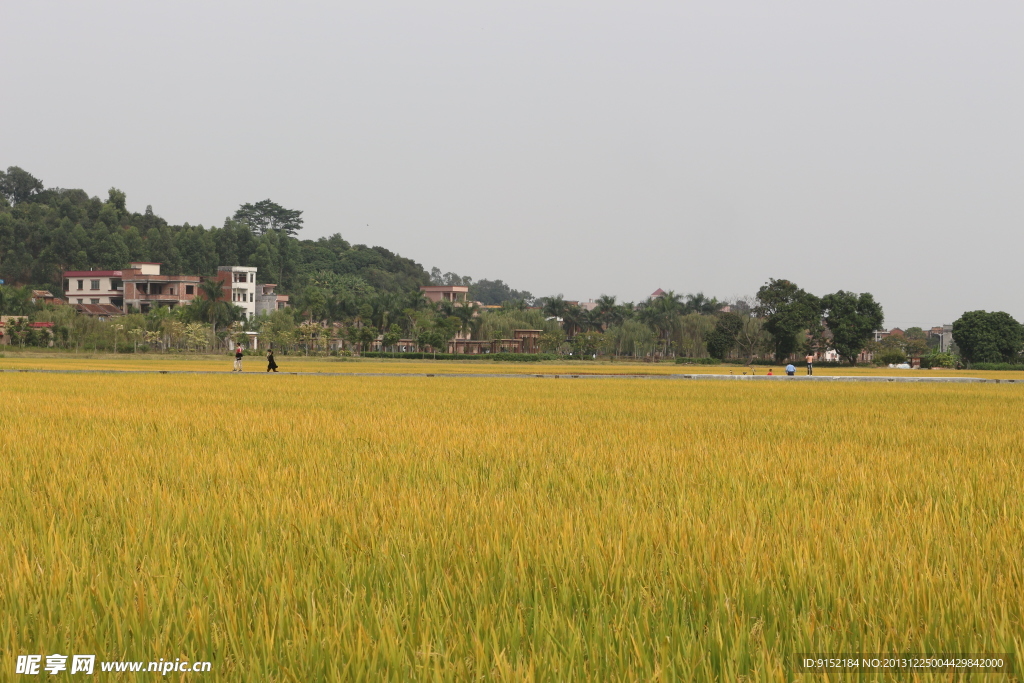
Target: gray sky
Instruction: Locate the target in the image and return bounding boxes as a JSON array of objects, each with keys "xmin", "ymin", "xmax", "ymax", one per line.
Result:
[{"xmin": 3, "ymin": 1, "xmax": 1022, "ymax": 328}]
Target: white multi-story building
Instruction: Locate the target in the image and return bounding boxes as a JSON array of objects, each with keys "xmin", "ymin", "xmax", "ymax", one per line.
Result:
[
  {"xmin": 63, "ymin": 269, "xmax": 126, "ymax": 307},
  {"xmin": 215, "ymin": 266, "xmax": 257, "ymax": 318}
]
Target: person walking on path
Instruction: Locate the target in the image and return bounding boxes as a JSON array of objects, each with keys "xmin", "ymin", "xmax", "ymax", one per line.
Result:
[
  {"xmin": 805, "ymin": 353, "xmax": 814, "ymax": 375},
  {"xmin": 266, "ymin": 348, "xmax": 279, "ymax": 372},
  {"xmin": 785, "ymin": 363, "xmax": 796, "ymax": 376},
  {"xmin": 233, "ymin": 345, "xmax": 244, "ymax": 372}
]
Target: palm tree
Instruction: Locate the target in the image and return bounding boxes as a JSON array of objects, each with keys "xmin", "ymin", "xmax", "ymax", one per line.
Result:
[
  {"xmin": 541, "ymin": 295, "xmax": 567, "ymax": 321},
  {"xmin": 561, "ymin": 303, "xmax": 586, "ymax": 339},
  {"xmin": 452, "ymin": 301, "xmax": 480, "ymax": 341},
  {"xmin": 195, "ymin": 277, "xmax": 236, "ymax": 339},
  {"xmin": 437, "ymin": 299, "xmax": 457, "ymax": 318},
  {"xmin": 684, "ymin": 292, "xmax": 719, "ymax": 315},
  {"xmin": 501, "ymin": 298, "xmax": 527, "ymax": 311},
  {"xmin": 594, "ymin": 294, "xmax": 618, "ymax": 329},
  {"xmin": 638, "ymin": 292, "xmax": 683, "ymax": 356}
]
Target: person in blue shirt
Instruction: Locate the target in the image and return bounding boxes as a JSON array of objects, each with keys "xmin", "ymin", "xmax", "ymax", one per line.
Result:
[{"xmin": 785, "ymin": 363, "xmax": 796, "ymax": 376}]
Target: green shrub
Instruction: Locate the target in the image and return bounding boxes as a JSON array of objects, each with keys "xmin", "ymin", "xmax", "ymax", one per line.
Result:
[
  {"xmin": 969, "ymin": 362, "xmax": 1023, "ymax": 371},
  {"xmin": 921, "ymin": 352, "xmax": 956, "ymax": 369}
]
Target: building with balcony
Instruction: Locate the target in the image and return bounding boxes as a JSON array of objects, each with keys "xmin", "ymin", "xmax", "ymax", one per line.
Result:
[
  {"xmin": 63, "ymin": 263, "xmax": 200, "ymax": 313},
  {"xmin": 420, "ymin": 285, "xmax": 469, "ymax": 304},
  {"xmin": 63, "ymin": 270, "xmax": 127, "ymax": 307},
  {"xmin": 122, "ymin": 263, "xmax": 201, "ymax": 313},
  {"xmin": 214, "ymin": 266, "xmax": 257, "ymax": 318},
  {"xmin": 255, "ymin": 284, "xmax": 290, "ymax": 316}
]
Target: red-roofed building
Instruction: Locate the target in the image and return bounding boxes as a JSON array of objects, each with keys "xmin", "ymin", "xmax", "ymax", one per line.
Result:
[
  {"xmin": 0, "ymin": 318, "xmax": 55, "ymax": 346},
  {"xmin": 650, "ymin": 288, "xmax": 666, "ymax": 299}
]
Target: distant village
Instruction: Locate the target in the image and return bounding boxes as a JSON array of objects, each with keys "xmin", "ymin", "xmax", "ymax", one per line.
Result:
[{"xmin": 0, "ymin": 263, "xmax": 955, "ymax": 366}]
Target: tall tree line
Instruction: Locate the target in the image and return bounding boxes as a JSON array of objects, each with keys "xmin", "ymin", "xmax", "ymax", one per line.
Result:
[{"xmin": 0, "ymin": 166, "xmax": 429, "ymax": 299}]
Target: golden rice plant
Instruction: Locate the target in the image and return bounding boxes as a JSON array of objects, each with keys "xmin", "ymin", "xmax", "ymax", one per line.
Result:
[{"xmin": 1, "ymin": 372, "xmax": 1021, "ymax": 681}]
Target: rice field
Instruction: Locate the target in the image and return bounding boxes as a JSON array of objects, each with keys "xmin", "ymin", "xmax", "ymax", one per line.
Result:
[
  {"xmin": 3, "ymin": 351, "xmax": 1024, "ymax": 379},
  {"xmin": 2, "ymin": 364, "xmax": 1022, "ymax": 680}
]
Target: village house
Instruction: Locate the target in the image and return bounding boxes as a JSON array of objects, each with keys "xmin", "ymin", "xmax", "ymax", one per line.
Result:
[
  {"xmin": 64, "ymin": 262, "xmax": 199, "ymax": 313},
  {"xmin": 63, "ymin": 269, "xmax": 128, "ymax": 308},
  {"xmin": 0, "ymin": 317, "xmax": 55, "ymax": 346},
  {"xmin": 214, "ymin": 266, "xmax": 258, "ymax": 318},
  {"xmin": 70, "ymin": 303, "xmax": 124, "ymax": 320},
  {"xmin": 122, "ymin": 262, "xmax": 201, "ymax": 313},
  {"xmin": 449, "ymin": 329, "xmax": 543, "ymax": 354},
  {"xmin": 419, "ymin": 285, "xmax": 469, "ymax": 304},
  {"xmin": 30, "ymin": 290, "xmax": 63, "ymax": 305},
  {"xmin": 255, "ymin": 284, "xmax": 290, "ymax": 316}
]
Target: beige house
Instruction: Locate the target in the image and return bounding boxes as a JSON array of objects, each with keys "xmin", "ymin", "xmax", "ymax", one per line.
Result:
[{"xmin": 420, "ymin": 285, "xmax": 469, "ymax": 304}]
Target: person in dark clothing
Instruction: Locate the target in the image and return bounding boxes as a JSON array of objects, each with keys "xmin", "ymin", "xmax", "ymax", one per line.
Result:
[
  {"xmin": 266, "ymin": 348, "xmax": 279, "ymax": 372},
  {"xmin": 233, "ymin": 345, "xmax": 244, "ymax": 372}
]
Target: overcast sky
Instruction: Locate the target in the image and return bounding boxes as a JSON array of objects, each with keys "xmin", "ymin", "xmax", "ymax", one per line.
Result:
[{"xmin": 3, "ymin": 1, "xmax": 1022, "ymax": 327}]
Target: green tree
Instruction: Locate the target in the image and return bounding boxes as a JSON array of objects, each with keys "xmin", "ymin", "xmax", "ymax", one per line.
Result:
[
  {"xmin": 106, "ymin": 188, "xmax": 128, "ymax": 217},
  {"xmin": 704, "ymin": 312, "xmax": 743, "ymax": 360},
  {"xmin": 381, "ymin": 323, "xmax": 401, "ymax": 356},
  {"xmin": 570, "ymin": 330, "xmax": 604, "ymax": 357},
  {"xmin": 593, "ymin": 294, "xmax": 622, "ymax": 329},
  {"xmin": 734, "ymin": 315, "xmax": 771, "ymax": 364},
  {"xmin": 541, "ymin": 295, "xmax": 568, "ymax": 320},
  {"xmin": 468, "ymin": 278, "xmax": 534, "ymax": 305},
  {"xmin": 755, "ymin": 279, "xmax": 822, "ymax": 360},
  {"xmin": 820, "ymin": 291, "xmax": 884, "ymax": 366},
  {"xmin": 184, "ymin": 322, "xmax": 209, "ymax": 352},
  {"xmin": 538, "ymin": 331, "xmax": 564, "ymax": 354},
  {"xmin": 0, "ymin": 166, "xmax": 44, "ymax": 205},
  {"xmin": 951, "ymin": 310, "xmax": 1023, "ymax": 364},
  {"xmin": 452, "ymin": 301, "xmax": 480, "ymax": 339},
  {"xmin": 416, "ymin": 316, "xmax": 459, "ymax": 358},
  {"xmin": 638, "ymin": 291, "xmax": 683, "ymax": 355},
  {"xmin": 234, "ymin": 199, "xmax": 304, "ymax": 236},
  {"xmin": 0, "ymin": 285, "xmax": 34, "ymax": 315},
  {"xmin": 683, "ymin": 292, "xmax": 719, "ymax": 315},
  {"xmin": 604, "ymin": 319, "xmax": 655, "ymax": 358},
  {"xmin": 190, "ymin": 278, "xmax": 238, "ymax": 339},
  {"xmin": 298, "ymin": 286, "xmax": 330, "ymax": 321}
]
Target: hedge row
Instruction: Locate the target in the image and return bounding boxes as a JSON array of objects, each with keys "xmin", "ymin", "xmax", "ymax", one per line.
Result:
[{"xmin": 969, "ymin": 362, "xmax": 1024, "ymax": 371}]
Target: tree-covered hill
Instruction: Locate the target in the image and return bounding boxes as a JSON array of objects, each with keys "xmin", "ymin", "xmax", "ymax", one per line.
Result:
[{"xmin": 0, "ymin": 166, "xmax": 429, "ymax": 296}]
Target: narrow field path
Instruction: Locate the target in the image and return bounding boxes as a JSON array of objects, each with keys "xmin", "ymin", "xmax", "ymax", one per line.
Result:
[{"xmin": 1, "ymin": 367, "xmax": 1015, "ymax": 383}]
